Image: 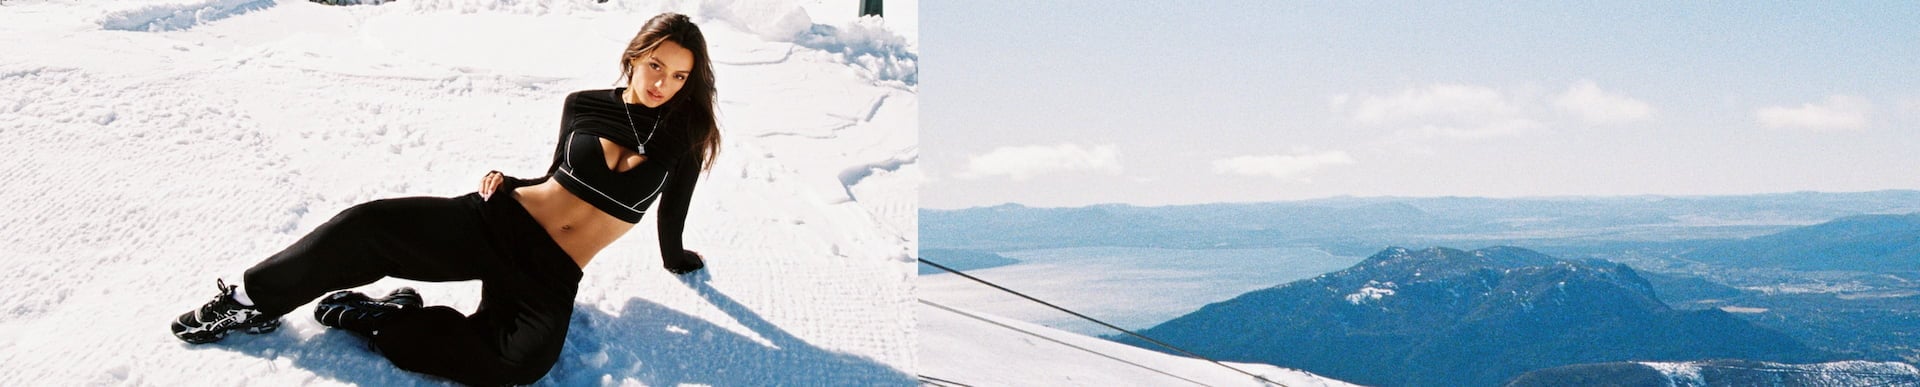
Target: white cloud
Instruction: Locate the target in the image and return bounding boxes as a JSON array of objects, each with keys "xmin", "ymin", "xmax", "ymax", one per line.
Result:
[
  {"xmin": 1331, "ymin": 83, "xmax": 1538, "ymax": 139},
  {"xmin": 1397, "ymin": 119, "xmax": 1539, "ymax": 140},
  {"xmin": 1554, "ymin": 80, "xmax": 1654, "ymax": 124},
  {"xmin": 1755, "ymin": 95, "xmax": 1871, "ymax": 131},
  {"xmin": 959, "ymin": 143, "xmax": 1121, "ymax": 180},
  {"xmin": 1211, "ymin": 150, "xmax": 1355, "ymax": 181}
]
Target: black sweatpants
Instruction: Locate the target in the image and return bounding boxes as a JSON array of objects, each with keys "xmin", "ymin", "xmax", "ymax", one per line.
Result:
[{"xmin": 241, "ymin": 180, "xmax": 582, "ymax": 386}]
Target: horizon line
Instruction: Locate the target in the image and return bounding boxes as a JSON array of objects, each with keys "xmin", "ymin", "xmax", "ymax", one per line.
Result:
[{"xmin": 921, "ymin": 188, "xmax": 1920, "ymax": 211}]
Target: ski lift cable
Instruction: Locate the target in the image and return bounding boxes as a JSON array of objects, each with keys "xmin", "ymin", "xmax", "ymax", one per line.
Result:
[
  {"xmin": 921, "ymin": 299, "xmax": 1214, "ymax": 387},
  {"xmin": 917, "ymin": 373, "xmax": 974, "ymax": 387},
  {"xmin": 919, "ymin": 258, "xmax": 1287, "ymax": 386}
]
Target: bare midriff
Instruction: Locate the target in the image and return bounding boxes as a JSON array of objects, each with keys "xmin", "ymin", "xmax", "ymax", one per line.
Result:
[{"xmin": 512, "ymin": 180, "xmax": 634, "ymax": 268}]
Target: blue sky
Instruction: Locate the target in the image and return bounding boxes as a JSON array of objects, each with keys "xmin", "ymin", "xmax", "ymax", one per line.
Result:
[{"xmin": 920, "ymin": 2, "xmax": 1920, "ymax": 208}]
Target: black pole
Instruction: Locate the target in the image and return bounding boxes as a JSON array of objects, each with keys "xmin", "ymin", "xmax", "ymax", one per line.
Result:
[{"xmin": 860, "ymin": 0, "xmax": 882, "ymax": 17}]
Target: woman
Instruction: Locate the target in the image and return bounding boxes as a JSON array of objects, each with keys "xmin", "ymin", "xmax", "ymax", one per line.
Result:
[{"xmin": 167, "ymin": 13, "xmax": 720, "ymax": 386}]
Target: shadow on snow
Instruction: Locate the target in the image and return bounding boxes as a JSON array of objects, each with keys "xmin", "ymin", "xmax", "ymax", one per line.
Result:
[{"xmin": 198, "ymin": 275, "xmax": 909, "ymax": 386}]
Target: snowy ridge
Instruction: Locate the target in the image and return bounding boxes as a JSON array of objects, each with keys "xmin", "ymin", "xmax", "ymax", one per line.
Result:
[
  {"xmin": 0, "ymin": 0, "xmax": 917, "ymax": 385},
  {"xmin": 97, "ymin": 0, "xmax": 276, "ymax": 32},
  {"xmin": 1640, "ymin": 362, "xmax": 1705, "ymax": 386},
  {"xmin": 1638, "ymin": 360, "xmax": 1920, "ymax": 387}
]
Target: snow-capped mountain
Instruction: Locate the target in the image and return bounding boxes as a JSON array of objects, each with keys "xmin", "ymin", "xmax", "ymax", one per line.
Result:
[
  {"xmin": 1122, "ymin": 246, "xmax": 1827, "ymax": 387},
  {"xmin": 1509, "ymin": 359, "xmax": 1920, "ymax": 387}
]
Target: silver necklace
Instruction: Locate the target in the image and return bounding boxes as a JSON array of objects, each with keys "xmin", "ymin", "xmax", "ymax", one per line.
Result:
[{"xmin": 617, "ymin": 88, "xmax": 662, "ymax": 154}]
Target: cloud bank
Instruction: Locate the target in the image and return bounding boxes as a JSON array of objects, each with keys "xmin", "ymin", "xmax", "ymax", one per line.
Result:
[
  {"xmin": 1756, "ymin": 95, "xmax": 1871, "ymax": 131},
  {"xmin": 1331, "ymin": 83, "xmax": 1538, "ymax": 139},
  {"xmin": 1554, "ymin": 80, "xmax": 1654, "ymax": 124},
  {"xmin": 1211, "ymin": 150, "xmax": 1355, "ymax": 181},
  {"xmin": 960, "ymin": 143, "xmax": 1122, "ymax": 180}
]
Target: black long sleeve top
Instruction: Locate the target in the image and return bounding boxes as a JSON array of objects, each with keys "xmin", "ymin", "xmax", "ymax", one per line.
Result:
[{"xmin": 506, "ymin": 88, "xmax": 703, "ymax": 260}]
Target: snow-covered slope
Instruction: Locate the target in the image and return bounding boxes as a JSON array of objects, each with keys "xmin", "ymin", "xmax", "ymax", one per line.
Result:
[
  {"xmin": 1509, "ymin": 360, "xmax": 1920, "ymax": 387},
  {"xmin": 0, "ymin": 0, "xmax": 918, "ymax": 385},
  {"xmin": 1636, "ymin": 360, "xmax": 1920, "ymax": 387},
  {"xmin": 918, "ymin": 301, "xmax": 1356, "ymax": 387}
]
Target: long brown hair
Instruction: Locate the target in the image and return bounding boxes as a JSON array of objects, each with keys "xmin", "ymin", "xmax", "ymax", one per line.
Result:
[{"xmin": 620, "ymin": 13, "xmax": 719, "ymax": 171}]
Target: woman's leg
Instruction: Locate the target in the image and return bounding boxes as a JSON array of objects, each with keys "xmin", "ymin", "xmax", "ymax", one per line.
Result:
[
  {"xmin": 366, "ymin": 191, "xmax": 583, "ymax": 385},
  {"xmin": 370, "ymin": 288, "xmax": 575, "ymax": 385},
  {"xmin": 241, "ymin": 194, "xmax": 494, "ymax": 318}
]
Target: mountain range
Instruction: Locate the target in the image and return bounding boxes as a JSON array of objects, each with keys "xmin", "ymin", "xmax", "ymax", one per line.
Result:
[
  {"xmin": 923, "ymin": 191, "xmax": 1920, "ymax": 253},
  {"xmin": 1682, "ymin": 213, "xmax": 1920, "ymax": 272},
  {"xmin": 1119, "ymin": 246, "xmax": 1829, "ymax": 387}
]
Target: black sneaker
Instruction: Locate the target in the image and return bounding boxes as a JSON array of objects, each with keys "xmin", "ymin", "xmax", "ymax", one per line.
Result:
[
  {"xmin": 380, "ymin": 287, "xmax": 423, "ymax": 309},
  {"xmin": 314, "ymin": 288, "xmax": 420, "ymax": 336},
  {"xmin": 171, "ymin": 279, "xmax": 282, "ymax": 344}
]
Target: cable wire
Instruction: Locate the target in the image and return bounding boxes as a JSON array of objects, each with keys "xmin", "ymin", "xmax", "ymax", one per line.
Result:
[
  {"xmin": 922, "ymin": 299, "xmax": 1213, "ymax": 387},
  {"xmin": 920, "ymin": 258, "xmax": 1287, "ymax": 386},
  {"xmin": 917, "ymin": 373, "xmax": 974, "ymax": 387}
]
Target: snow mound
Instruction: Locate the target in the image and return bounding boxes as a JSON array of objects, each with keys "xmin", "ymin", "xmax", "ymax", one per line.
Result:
[
  {"xmin": 696, "ymin": 0, "xmax": 814, "ymax": 42},
  {"xmin": 796, "ymin": 16, "xmax": 919, "ymax": 85}
]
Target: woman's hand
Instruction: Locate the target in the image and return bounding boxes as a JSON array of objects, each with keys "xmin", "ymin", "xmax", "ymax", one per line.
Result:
[
  {"xmin": 665, "ymin": 249, "xmax": 705, "ymax": 275},
  {"xmin": 479, "ymin": 170, "xmax": 505, "ymax": 201}
]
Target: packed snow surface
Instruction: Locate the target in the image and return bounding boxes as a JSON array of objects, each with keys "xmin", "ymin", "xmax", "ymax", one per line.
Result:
[
  {"xmin": 0, "ymin": 0, "xmax": 918, "ymax": 385},
  {"xmin": 918, "ymin": 301, "xmax": 1355, "ymax": 387}
]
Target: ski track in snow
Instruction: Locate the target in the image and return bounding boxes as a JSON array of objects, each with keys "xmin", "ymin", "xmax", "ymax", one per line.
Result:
[{"xmin": 0, "ymin": 0, "xmax": 918, "ymax": 385}]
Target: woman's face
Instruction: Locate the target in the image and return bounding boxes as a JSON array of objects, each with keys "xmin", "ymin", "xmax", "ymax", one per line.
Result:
[{"xmin": 627, "ymin": 40, "xmax": 695, "ymax": 108}]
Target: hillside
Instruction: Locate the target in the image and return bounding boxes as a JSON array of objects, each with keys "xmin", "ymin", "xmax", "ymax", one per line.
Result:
[
  {"xmin": 1683, "ymin": 213, "xmax": 1920, "ymax": 272},
  {"xmin": 1122, "ymin": 246, "xmax": 1828, "ymax": 387},
  {"xmin": 1508, "ymin": 360, "xmax": 1920, "ymax": 387}
]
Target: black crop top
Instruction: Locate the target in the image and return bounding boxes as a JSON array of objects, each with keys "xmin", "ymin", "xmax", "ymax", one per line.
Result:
[{"xmin": 505, "ymin": 88, "xmax": 704, "ymax": 257}]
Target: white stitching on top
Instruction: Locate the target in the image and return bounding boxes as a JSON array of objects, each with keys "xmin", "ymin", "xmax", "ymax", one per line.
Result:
[{"xmin": 558, "ymin": 132, "xmax": 672, "ymax": 215}]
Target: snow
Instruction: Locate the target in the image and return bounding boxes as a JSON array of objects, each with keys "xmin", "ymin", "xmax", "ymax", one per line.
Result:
[
  {"xmin": 0, "ymin": 0, "xmax": 916, "ymax": 385},
  {"xmin": 1741, "ymin": 281, "xmax": 1875, "ymax": 295},
  {"xmin": 1638, "ymin": 360, "xmax": 1920, "ymax": 387},
  {"xmin": 918, "ymin": 301, "xmax": 1357, "ymax": 387},
  {"xmin": 917, "ymin": 246, "xmax": 1361, "ymax": 336},
  {"xmin": 1640, "ymin": 361, "xmax": 1705, "ymax": 387},
  {"xmin": 1345, "ymin": 280, "xmax": 1396, "ymax": 305}
]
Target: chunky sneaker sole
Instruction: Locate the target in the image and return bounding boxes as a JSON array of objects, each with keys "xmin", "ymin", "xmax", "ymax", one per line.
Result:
[
  {"xmin": 382, "ymin": 287, "xmax": 422, "ymax": 309},
  {"xmin": 172, "ymin": 315, "xmax": 282, "ymax": 344},
  {"xmin": 171, "ymin": 279, "xmax": 283, "ymax": 344},
  {"xmin": 315, "ymin": 288, "xmax": 420, "ymax": 336}
]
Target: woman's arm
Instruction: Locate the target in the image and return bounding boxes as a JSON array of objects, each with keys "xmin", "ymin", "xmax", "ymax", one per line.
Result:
[
  {"xmin": 656, "ymin": 157, "xmax": 704, "ymax": 274},
  {"xmin": 479, "ymin": 92, "xmax": 587, "ymax": 198}
]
